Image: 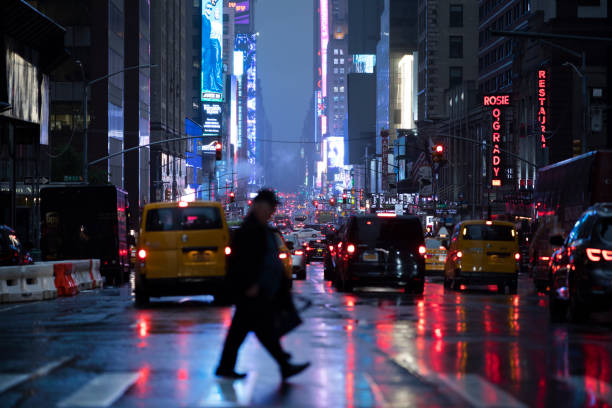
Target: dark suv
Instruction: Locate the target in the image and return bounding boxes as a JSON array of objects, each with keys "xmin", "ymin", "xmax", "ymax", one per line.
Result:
[
  {"xmin": 334, "ymin": 215, "xmax": 426, "ymax": 294},
  {"xmin": 549, "ymin": 203, "xmax": 612, "ymax": 322}
]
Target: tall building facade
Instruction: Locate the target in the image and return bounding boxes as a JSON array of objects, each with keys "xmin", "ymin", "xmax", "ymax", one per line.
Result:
[
  {"xmin": 1, "ymin": 0, "xmax": 66, "ymax": 245},
  {"xmin": 124, "ymin": 0, "xmax": 151, "ymax": 226},
  {"xmin": 150, "ymin": 0, "xmax": 186, "ymax": 202}
]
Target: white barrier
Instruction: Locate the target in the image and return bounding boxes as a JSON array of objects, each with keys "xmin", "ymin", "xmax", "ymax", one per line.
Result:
[
  {"xmin": 0, "ymin": 259, "xmax": 102, "ymax": 304},
  {"xmin": 0, "ymin": 263, "xmax": 57, "ymax": 303},
  {"xmin": 61, "ymin": 259, "xmax": 104, "ymax": 291}
]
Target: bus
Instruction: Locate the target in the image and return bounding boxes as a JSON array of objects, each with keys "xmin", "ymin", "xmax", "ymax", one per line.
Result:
[{"xmin": 40, "ymin": 185, "xmax": 130, "ymax": 285}]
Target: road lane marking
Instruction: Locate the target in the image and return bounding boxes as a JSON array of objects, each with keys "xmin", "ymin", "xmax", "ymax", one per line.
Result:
[
  {"xmin": 433, "ymin": 374, "xmax": 526, "ymax": 408},
  {"xmin": 0, "ymin": 356, "xmax": 73, "ymax": 394},
  {"xmin": 363, "ymin": 373, "xmax": 390, "ymax": 408},
  {"xmin": 199, "ymin": 373, "xmax": 257, "ymax": 407},
  {"xmin": 0, "ymin": 303, "xmax": 39, "ymax": 312},
  {"xmin": 559, "ymin": 376, "xmax": 612, "ymax": 406},
  {"xmin": 57, "ymin": 373, "xmax": 140, "ymax": 407}
]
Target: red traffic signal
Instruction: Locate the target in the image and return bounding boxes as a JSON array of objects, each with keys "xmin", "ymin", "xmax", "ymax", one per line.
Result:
[
  {"xmin": 229, "ymin": 191, "xmax": 235, "ymax": 203},
  {"xmin": 432, "ymin": 144, "xmax": 445, "ymax": 162},
  {"xmin": 329, "ymin": 197, "xmax": 336, "ymax": 206},
  {"xmin": 215, "ymin": 142, "xmax": 222, "ymax": 161},
  {"xmin": 342, "ymin": 193, "xmax": 347, "ymax": 204},
  {"xmin": 313, "ymin": 200, "xmax": 319, "ymax": 207}
]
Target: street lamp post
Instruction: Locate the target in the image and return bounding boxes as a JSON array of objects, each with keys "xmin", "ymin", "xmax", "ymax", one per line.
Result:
[{"xmin": 77, "ymin": 63, "xmax": 158, "ymax": 183}]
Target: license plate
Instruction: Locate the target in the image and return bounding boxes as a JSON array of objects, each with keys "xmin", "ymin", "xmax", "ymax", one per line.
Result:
[
  {"xmin": 192, "ymin": 251, "xmax": 210, "ymax": 262},
  {"xmin": 363, "ymin": 252, "xmax": 378, "ymax": 262},
  {"xmin": 438, "ymin": 255, "xmax": 446, "ymax": 261}
]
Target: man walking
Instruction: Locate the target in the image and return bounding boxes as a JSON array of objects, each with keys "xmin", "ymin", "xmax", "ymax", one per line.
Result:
[{"xmin": 216, "ymin": 189, "xmax": 310, "ymax": 380}]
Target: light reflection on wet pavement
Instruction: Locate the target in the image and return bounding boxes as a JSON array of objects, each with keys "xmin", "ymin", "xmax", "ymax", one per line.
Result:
[{"xmin": 1, "ymin": 264, "xmax": 612, "ymax": 407}]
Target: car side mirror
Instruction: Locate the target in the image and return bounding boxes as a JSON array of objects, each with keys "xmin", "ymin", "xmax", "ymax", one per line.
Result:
[
  {"xmin": 549, "ymin": 235, "xmax": 564, "ymax": 247},
  {"xmin": 286, "ymin": 242, "xmax": 294, "ymax": 250}
]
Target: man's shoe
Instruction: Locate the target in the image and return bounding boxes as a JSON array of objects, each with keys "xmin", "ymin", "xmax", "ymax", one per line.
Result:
[
  {"xmin": 281, "ymin": 351, "xmax": 292, "ymax": 361},
  {"xmin": 281, "ymin": 362, "xmax": 310, "ymax": 380},
  {"xmin": 215, "ymin": 367, "xmax": 247, "ymax": 379}
]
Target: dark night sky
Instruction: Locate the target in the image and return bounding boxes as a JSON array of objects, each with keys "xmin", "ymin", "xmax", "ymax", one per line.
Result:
[{"xmin": 255, "ymin": 0, "xmax": 313, "ymax": 191}]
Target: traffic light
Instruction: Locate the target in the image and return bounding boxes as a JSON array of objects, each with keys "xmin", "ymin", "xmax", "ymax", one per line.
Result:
[
  {"xmin": 329, "ymin": 197, "xmax": 336, "ymax": 206},
  {"xmin": 215, "ymin": 142, "xmax": 222, "ymax": 161},
  {"xmin": 342, "ymin": 193, "xmax": 347, "ymax": 204},
  {"xmin": 313, "ymin": 200, "xmax": 319, "ymax": 207},
  {"xmin": 432, "ymin": 144, "xmax": 444, "ymax": 163},
  {"xmin": 229, "ymin": 191, "xmax": 235, "ymax": 203}
]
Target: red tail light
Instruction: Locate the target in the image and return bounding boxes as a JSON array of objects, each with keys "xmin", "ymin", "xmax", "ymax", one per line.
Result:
[
  {"xmin": 224, "ymin": 246, "xmax": 232, "ymax": 256},
  {"xmin": 418, "ymin": 245, "xmax": 426, "ymax": 255},
  {"xmin": 514, "ymin": 252, "xmax": 521, "ymax": 261},
  {"xmin": 347, "ymin": 244, "xmax": 356, "ymax": 254},
  {"xmin": 294, "ymin": 250, "xmax": 304, "ymax": 256},
  {"xmin": 306, "ymin": 246, "xmax": 312, "ymax": 251},
  {"xmin": 456, "ymin": 251, "xmax": 463, "ymax": 258},
  {"xmin": 539, "ymin": 256, "xmax": 550, "ymax": 261},
  {"xmin": 329, "ymin": 245, "xmax": 334, "ymax": 252},
  {"xmin": 587, "ymin": 248, "xmax": 612, "ymax": 262},
  {"xmin": 279, "ymin": 253, "xmax": 288, "ymax": 259},
  {"xmin": 137, "ymin": 249, "xmax": 147, "ymax": 260}
]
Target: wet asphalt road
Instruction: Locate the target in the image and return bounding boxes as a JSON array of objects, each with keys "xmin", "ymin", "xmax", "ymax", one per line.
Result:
[{"xmin": 1, "ymin": 263, "xmax": 612, "ymax": 407}]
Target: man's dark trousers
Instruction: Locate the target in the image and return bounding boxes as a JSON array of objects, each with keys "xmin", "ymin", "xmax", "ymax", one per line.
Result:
[{"xmin": 218, "ymin": 298, "xmax": 285, "ymax": 370}]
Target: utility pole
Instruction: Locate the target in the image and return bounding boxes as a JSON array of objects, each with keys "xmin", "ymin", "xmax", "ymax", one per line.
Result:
[{"xmin": 78, "ymin": 63, "xmax": 158, "ymax": 183}]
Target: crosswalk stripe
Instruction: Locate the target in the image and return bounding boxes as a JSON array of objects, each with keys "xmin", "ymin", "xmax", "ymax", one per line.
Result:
[
  {"xmin": 0, "ymin": 356, "xmax": 73, "ymax": 394},
  {"xmin": 198, "ymin": 373, "xmax": 257, "ymax": 407},
  {"xmin": 433, "ymin": 373, "xmax": 527, "ymax": 408},
  {"xmin": 560, "ymin": 376, "xmax": 612, "ymax": 406},
  {"xmin": 387, "ymin": 351, "xmax": 526, "ymax": 407},
  {"xmin": 57, "ymin": 373, "xmax": 140, "ymax": 407}
]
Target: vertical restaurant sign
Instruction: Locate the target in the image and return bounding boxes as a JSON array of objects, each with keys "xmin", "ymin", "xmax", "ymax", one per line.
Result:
[
  {"xmin": 202, "ymin": 0, "xmax": 224, "ymax": 102},
  {"xmin": 537, "ymin": 69, "xmax": 548, "ymax": 148},
  {"xmin": 483, "ymin": 95, "xmax": 511, "ymax": 187}
]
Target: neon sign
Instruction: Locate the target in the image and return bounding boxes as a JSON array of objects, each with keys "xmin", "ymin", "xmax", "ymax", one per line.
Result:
[
  {"xmin": 484, "ymin": 95, "xmax": 509, "ymax": 188},
  {"xmin": 537, "ymin": 69, "xmax": 547, "ymax": 148},
  {"xmin": 320, "ymin": 0, "xmax": 328, "ymax": 135},
  {"xmin": 483, "ymin": 95, "xmax": 511, "ymax": 106}
]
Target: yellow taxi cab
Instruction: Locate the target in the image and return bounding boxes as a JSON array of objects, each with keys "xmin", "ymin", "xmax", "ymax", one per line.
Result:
[
  {"xmin": 425, "ymin": 237, "xmax": 447, "ymax": 275},
  {"xmin": 444, "ymin": 220, "xmax": 520, "ymax": 294},
  {"xmin": 134, "ymin": 201, "xmax": 230, "ymax": 305},
  {"xmin": 273, "ymin": 230, "xmax": 294, "ymax": 283}
]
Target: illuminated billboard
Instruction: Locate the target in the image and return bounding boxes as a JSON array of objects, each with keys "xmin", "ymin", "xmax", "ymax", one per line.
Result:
[
  {"xmin": 352, "ymin": 55, "xmax": 376, "ymax": 73},
  {"xmin": 235, "ymin": 34, "xmax": 257, "ymax": 185},
  {"xmin": 228, "ymin": 1, "xmax": 250, "ymax": 25},
  {"xmin": 201, "ymin": 0, "xmax": 223, "ymax": 102},
  {"xmin": 327, "ymin": 137, "xmax": 344, "ymax": 168}
]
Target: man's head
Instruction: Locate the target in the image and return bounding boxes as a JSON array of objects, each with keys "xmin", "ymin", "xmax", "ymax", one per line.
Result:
[
  {"xmin": 204, "ymin": 1, "xmax": 213, "ymax": 18},
  {"xmin": 251, "ymin": 189, "xmax": 279, "ymax": 224}
]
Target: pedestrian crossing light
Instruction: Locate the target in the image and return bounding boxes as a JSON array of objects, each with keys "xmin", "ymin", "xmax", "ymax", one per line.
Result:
[{"xmin": 215, "ymin": 142, "xmax": 222, "ymax": 161}]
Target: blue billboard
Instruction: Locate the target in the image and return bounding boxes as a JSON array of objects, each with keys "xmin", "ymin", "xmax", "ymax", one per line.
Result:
[{"xmin": 201, "ymin": 0, "xmax": 223, "ymax": 102}]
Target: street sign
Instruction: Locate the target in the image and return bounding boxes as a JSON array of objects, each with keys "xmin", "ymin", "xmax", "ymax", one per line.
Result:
[{"xmin": 24, "ymin": 177, "xmax": 49, "ymax": 185}]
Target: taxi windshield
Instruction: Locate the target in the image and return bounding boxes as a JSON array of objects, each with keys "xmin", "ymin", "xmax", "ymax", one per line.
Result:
[
  {"xmin": 146, "ymin": 207, "xmax": 222, "ymax": 231},
  {"xmin": 462, "ymin": 224, "xmax": 514, "ymax": 241}
]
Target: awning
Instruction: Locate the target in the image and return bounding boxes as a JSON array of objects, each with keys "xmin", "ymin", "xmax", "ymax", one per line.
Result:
[{"xmin": 1, "ymin": 0, "xmax": 68, "ymax": 72}]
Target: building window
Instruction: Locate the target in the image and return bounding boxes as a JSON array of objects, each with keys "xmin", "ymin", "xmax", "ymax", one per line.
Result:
[
  {"xmin": 449, "ymin": 36, "xmax": 463, "ymax": 58},
  {"xmin": 340, "ymin": 68, "xmax": 344, "ymax": 74},
  {"xmin": 340, "ymin": 58, "xmax": 344, "ymax": 64},
  {"xmin": 340, "ymin": 86, "xmax": 344, "ymax": 92},
  {"xmin": 334, "ymin": 49, "xmax": 338, "ymax": 55},
  {"xmin": 449, "ymin": 67, "xmax": 462, "ymax": 87},
  {"xmin": 334, "ymin": 86, "xmax": 338, "ymax": 92},
  {"xmin": 334, "ymin": 58, "xmax": 338, "ymax": 64},
  {"xmin": 340, "ymin": 49, "xmax": 344, "ymax": 55},
  {"xmin": 449, "ymin": 5, "xmax": 463, "ymax": 27},
  {"xmin": 334, "ymin": 68, "xmax": 338, "ymax": 74}
]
